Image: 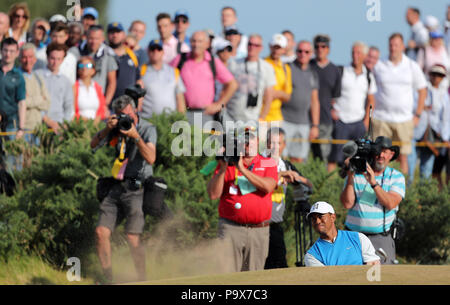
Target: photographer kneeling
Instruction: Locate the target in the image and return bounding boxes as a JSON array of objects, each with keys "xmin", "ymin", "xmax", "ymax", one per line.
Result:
[
  {"xmin": 207, "ymin": 127, "xmax": 278, "ymax": 273},
  {"xmin": 90, "ymin": 95, "xmax": 157, "ymax": 283},
  {"xmin": 340, "ymin": 136, "xmax": 405, "ymax": 264}
]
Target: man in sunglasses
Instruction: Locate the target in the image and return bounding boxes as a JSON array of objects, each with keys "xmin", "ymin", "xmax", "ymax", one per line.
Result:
[
  {"xmin": 173, "ymin": 9, "xmax": 191, "ymax": 54},
  {"xmin": 281, "ymin": 40, "xmax": 320, "ymax": 164},
  {"xmin": 310, "ymin": 34, "xmax": 342, "ymax": 164}
]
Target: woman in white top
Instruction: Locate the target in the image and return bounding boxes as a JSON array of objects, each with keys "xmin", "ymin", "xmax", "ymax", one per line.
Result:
[
  {"xmin": 73, "ymin": 56, "xmax": 106, "ymax": 124},
  {"xmin": 7, "ymin": 3, "xmax": 30, "ymax": 47}
]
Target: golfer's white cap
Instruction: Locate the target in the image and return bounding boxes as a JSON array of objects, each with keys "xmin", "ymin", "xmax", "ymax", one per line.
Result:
[{"xmin": 307, "ymin": 201, "xmax": 335, "ymax": 219}]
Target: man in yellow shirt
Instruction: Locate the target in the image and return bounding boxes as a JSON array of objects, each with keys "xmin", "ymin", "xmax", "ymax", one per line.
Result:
[{"xmin": 262, "ymin": 34, "xmax": 292, "ymax": 122}]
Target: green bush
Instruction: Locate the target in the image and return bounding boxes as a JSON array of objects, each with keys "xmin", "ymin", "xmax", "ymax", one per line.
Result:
[{"xmin": 0, "ymin": 113, "xmax": 449, "ymax": 268}]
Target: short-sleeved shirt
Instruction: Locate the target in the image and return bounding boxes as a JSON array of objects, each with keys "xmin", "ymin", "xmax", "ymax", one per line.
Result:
[
  {"xmin": 226, "ymin": 58, "xmax": 276, "ymax": 123},
  {"xmin": 170, "ymin": 51, "xmax": 234, "ymax": 109},
  {"xmin": 81, "ymin": 44, "xmax": 119, "ymax": 94},
  {"xmin": 113, "ymin": 48, "xmax": 141, "ymax": 100},
  {"xmin": 310, "ymin": 59, "xmax": 342, "ymax": 126},
  {"xmin": 344, "ymin": 166, "xmax": 405, "ymax": 234},
  {"xmin": 264, "ymin": 57, "xmax": 292, "ymax": 122},
  {"xmin": 334, "ymin": 65, "xmax": 377, "ymax": 124},
  {"xmin": 117, "ymin": 118, "xmax": 157, "ymax": 181},
  {"xmin": 215, "ymin": 154, "xmax": 278, "ymax": 224},
  {"xmin": 282, "ymin": 62, "xmax": 319, "ymax": 125},
  {"xmin": 140, "ymin": 64, "xmax": 185, "ymax": 118},
  {"xmin": 0, "ymin": 66, "xmax": 26, "ymax": 129},
  {"xmin": 373, "ymin": 55, "xmax": 427, "ymax": 123},
  {"xmin": 35, "ymin": 68, "xmax": 74, "ymax": 123},
  {"xmin": 163, "ymin": 35, "xmax": 190, "ymax": 64}
]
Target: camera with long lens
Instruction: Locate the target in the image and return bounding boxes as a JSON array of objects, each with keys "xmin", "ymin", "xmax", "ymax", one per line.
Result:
[
  {"xmin": 216, "ymin": 130, "xmax": 248, "ymax": 166},
  {"xmin": 116, "ymin": 114, "xmax": 134, "ymax": 131},
  {"xmin": 349, "ymin": 138, "xmax": 381, "ymax": 174}
]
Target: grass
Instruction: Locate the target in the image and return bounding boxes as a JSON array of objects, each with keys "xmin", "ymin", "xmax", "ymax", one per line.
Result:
[{"xmin": 0, "ymin": 255, "xmax": 95, "ymax": 285}]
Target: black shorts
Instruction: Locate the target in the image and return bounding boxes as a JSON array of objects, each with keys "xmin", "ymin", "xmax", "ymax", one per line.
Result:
[
  {"xmin": 432, "ymin": 150, "xmax": 450, "ymax": 175},
  {"xmin": 97, "ymin": 183, "xmax": 145, "ymax": 234}
]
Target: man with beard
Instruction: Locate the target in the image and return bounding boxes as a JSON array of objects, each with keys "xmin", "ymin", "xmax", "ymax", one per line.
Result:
[{"xmin": 340, "ymin": 136, "xmax": 405, "ymax": 264}]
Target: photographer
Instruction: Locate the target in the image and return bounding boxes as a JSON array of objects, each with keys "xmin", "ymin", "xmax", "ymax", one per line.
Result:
[
  {"xmin": 90, "ymin": 94, "xmax": 157, "ymax": 283},
  {"xmin": 263, "ymin": 127, "xmax": 312, "ymax": 269},
  {"xmin": 207, "ymin": 127, "xmax": 278, "ymax": 272},
  {"xmin": 340, "ymin": 136, "xmax": 405, "ymax": 264}
]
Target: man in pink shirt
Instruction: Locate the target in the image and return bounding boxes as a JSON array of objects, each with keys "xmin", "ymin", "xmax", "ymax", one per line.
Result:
[
  {"xmin": 156, "ymin": 13, "xmax": 190, "ymax": 64},
  {"xmin": 170, "ymin": 30, "xmax": 237, "ymax": 127}
]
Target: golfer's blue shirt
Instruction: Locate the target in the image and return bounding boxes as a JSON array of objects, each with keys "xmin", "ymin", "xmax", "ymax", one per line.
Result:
[{"xmin": 307, "ymin": 230, "xmax": 364, "ymax": 266}]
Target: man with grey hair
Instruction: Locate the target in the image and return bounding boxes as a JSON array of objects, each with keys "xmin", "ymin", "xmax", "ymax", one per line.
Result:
[
  {"xmin": 364, "ymin": 46, "xmax": 380, "ymax": 72},
  {"xmin": 328, "ymin": 41, "xmax": 377, "ymax": 172},
  {"xmin": 90, "ymin": 94, "xmax": 157, "ymax": 283},
  {"xmin": 225, "ymin": 33, "xmax": 276, "ymax": 125},
  {"xmin": 19, "ymin": 43, "xmax": 52, "ymax": 143}
]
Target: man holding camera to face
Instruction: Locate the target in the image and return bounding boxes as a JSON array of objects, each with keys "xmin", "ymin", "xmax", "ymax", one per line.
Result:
[
  {"xmin": 207, "ymin": 127, "xmax": 278, "ymax": 272},
  {"xmin": 90, "ymin": 94, "xmax": 157, "ymax": 283},
  {"xmin": 340, "ymin": 136, "xmax": 405, "ymax": 264}
]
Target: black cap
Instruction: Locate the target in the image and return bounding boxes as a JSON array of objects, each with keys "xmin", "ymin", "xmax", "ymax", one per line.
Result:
[{"xmin": 375, "ymin": 136, "xmax": 400, "ymax": 161}]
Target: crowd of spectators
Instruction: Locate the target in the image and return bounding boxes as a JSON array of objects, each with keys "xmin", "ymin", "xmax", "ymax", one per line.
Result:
[{"xmin": 0, "ymin": 3, "xmax": 448, "ymax": 186}]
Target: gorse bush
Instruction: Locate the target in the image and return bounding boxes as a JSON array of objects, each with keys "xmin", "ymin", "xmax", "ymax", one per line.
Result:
[{"xmin": 0, "ymin": 112, "xmax": 448, "ymax": 267}]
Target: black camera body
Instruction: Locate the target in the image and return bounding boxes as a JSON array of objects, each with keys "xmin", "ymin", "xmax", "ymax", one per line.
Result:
[
  {"xmin": 125, "ymin": 84, "xmax": 146, "ymax": 108},
  {"xmin": 117, "ymin": 114, "xmax": 134, "ymax": 131},
  {"xmin": 217, "ymin": 131, "xmax": 247, "ymax": 166},
  {"xmin": 350, "ymin": 138, "xmax": 381, "ymax": 173}
]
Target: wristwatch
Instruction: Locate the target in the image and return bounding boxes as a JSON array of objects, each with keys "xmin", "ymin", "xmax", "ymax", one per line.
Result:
[
  {"xmin": 371, "ymin": 182, "xmax": 380, "ymax": 189},
  {"xmin": 134, "ymin": 136, "xmax": 141, "ymax": 144}
]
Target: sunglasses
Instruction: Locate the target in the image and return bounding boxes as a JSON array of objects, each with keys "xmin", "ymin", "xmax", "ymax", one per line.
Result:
[
  {"xmin": 124, "ymin": 42, "xmax": 135, "ymax": 50},
  {"xmin": 296, "ymin": 49, "xmax": 311, "ymax": 54},
  {"xmin": 175, "ymin": 17, "xmax": 188, "ymax": 24},
  {"xmin": 315, "ymin": 44, "xmax": 328, "ymax": 49},
  {"xmin": 78, "ymin": 63, "xmax": 94, "ymax": 69},
  {"xmin": 248, "ymin": 42, "xmax": 262, "ymax": 48},
  {"xmin": 13, "ymin": 13, "xmax": 28, "ymax": 20}
]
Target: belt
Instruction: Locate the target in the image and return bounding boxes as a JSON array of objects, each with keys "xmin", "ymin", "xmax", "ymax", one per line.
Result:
[
  {"xmin": 226, "ymin": 219, "xmax": 271, "ymax": 228},
  {"xmin": 345, "ymin": 226, "xmax": 389, "ymax": 237},
  {"xmin": 187, "ymin": 107, "xmax": 204, "ymax": 112}
]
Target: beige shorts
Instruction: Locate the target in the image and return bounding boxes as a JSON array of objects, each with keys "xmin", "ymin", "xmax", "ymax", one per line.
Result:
[{"xmin": 372, "ymin": 118, "xmax": 413, "ymax": 155}]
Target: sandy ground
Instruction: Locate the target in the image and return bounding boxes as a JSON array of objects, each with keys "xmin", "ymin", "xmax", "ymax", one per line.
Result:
[{"xmin": 127, "ymin": 265, "xmax": 450, "ymax": 285}]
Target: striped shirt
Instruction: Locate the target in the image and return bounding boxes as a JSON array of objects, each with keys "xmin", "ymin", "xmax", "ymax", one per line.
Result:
[{"xmin": 344, "ymin": 166, "xmax": 405, "ymax": 234}]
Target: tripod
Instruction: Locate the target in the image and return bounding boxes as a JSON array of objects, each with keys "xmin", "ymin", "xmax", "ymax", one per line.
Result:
[{"xmin": 294, "ymin": 199, "xmax": 313, "ymax": 267}]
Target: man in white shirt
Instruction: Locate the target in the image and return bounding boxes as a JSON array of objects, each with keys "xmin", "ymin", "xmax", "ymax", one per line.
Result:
[
  {"xmin": 372, "ymin": 33, "xmax": 428, "ymax": 174},
  {"xmin": 36, "ymin": 22, "xmax": 77, "ymax": 85},
  {"xmin": 156, "ymin": 12, "xmax": 190, "ymax": 64},
  {"xmin": 224, "ymin": 34, "xmax": 276, "ymax": 126},
  {"xmin": 328, "ymin": 41, "xmax": 377, "ymax": 172},
  {"xmin": 406, "ymin": 7, "xmax": 429, "ymax": 60}
]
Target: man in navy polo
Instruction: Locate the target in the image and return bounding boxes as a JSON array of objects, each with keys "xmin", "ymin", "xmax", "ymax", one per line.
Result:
[
  {"xmin": 107, "ymin": 22, "xmax": 143, "ymax": 102},
  {"xmin": 305, "ymin": 201, "xmax": 380, "ymax": 266},
  {"xmin": 0, "ymin": 38, "xmax": 26, "ymax": 139}
]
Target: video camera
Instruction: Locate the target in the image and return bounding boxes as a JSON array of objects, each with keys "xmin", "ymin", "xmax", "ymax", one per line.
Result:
[{"xmin": 340, "ymin": 105, "xmax": 381, "ymax": 176}]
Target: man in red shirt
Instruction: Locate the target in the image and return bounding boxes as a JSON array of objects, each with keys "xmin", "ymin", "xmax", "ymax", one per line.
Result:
[{"xmin": 207, "ymin": 127, "xmax": 278, "ymax": 272}]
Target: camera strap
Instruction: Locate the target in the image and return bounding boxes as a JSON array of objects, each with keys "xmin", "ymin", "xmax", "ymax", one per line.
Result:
[{"xmin": 244, "ymin": 59, "xmax": 262, "ymax": 95}]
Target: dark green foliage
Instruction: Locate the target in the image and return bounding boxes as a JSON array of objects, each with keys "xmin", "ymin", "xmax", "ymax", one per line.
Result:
[{"xmin": 0, "ymin": 114, "xmax": 449, "ymax": 267}]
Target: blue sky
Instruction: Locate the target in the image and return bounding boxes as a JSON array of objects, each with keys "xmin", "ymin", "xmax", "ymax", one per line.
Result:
[{"xmin": 107, "ymin": 0, "xmax": 448, "ymax": 65}]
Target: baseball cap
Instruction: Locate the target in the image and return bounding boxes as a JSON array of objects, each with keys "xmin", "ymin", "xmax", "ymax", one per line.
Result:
[
  {"xmin": 212, "ymin": 37, "xmax": 232, "ymax": 53},
  {"xmin": 270, "ymin": 33, "xmax": 288, "ymax": 48},
  {"xmin": 429, "ymin": 64, "xmax": 447, "ymax": 76},
  {"xmin": 314, "ymin": 34, "xmax": 330, "ymax": 46},
  {"xmin": 224, "ymin": 25, "xmax": 240, "ymax": 36},
  {"xmin": 148, "ymin": 39, "xmax": 163, "ymax": 50},
  {"xmin": 83, "ymin": 7, "xmax": 99, "ymax": 19},
  {"xmin": 49, "ymin": 14, "xmax": 67, "ymax": 23},
  {"xmin": 307, "ymin": 201, "xmax": 335, "ymax": 219},
  {"xmin": 107, "ymin": 22, "xmax": 124, "ymax": 32},
  {"xmin": 174, "ymin": 9, "xmax": 189, "ymax": 20},
  {"xmin": 430, "ymin": 31, "xmax": 444, "ymax": 39}
]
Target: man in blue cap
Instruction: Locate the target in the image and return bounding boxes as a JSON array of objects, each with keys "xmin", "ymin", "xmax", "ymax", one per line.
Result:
[
  {"xmin": 173, "ymin": 9, "xmax": 190, "ymax": 54},
  {"xmin": 107, "ymin": 22, "xmax": 142, "ymax": 101},
  {"xmin": 82, "ymin": 7, "xmax": 99, "ymax": 34}
]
